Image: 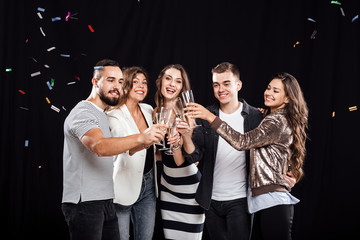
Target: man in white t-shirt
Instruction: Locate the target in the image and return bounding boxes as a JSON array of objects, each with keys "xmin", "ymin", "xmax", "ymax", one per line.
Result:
[
  {"xmin": 181, "ymin": 62, "xmax": 263, "ymax": 240},
  {"xmin": 62, "ymin": 59, "xmax": 165, "ymax": 240}
]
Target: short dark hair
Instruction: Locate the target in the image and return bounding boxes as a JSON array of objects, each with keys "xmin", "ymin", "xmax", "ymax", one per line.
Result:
[
  {"xmin": 211, "ymin": 62, "xmax": 240, "ymax": 80},
  {"xmin": 93, "ymin": 59, "xmax": 120, "ymax": 79}
]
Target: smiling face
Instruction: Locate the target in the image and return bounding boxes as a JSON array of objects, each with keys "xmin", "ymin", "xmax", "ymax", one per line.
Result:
[
  {"xmin": 212, "ymin": 70, "xmax": 242, "ymax": 107},
  {"xmin": 96, "ymin": 66, "xmax": 124, "ymax": 106},
  {"xmin": 264, "ymin": 78, "xmax": 289, "ymax": 112},
  {"xmin": 161, "ymin": 68, "xmax": 183, "ymax": 101},
  {"xmin": 128, "ymin": 73, "xmax": 148, "ymax": 103}
]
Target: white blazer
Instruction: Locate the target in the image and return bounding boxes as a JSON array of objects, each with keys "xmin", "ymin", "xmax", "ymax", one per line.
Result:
[{"xmin": 107, "ymin": 103, "xmax": 158, "ymax": 206}]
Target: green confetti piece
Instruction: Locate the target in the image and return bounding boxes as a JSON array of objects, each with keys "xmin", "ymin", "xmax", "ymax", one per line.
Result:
[
  {"xmin": 6, "ymin": 68, "xmax": 12, "ymax": 72},
  {"xmin": 51, "ymin": 78, "xmax": 55, "ymax": 87},
  {"xmin": 331, "ymin": 1, "xmax": 341, "ymax": 5}
]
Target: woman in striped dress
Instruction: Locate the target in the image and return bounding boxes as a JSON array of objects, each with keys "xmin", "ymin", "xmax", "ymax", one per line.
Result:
[{"xmin": 153, "ymin": 64, "xmax": 205, "ymax": 239}]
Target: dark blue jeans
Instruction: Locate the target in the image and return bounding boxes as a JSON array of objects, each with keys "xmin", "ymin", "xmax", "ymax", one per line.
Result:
[
  {"xmin": 62, "ymin": 199, "xmax": 120, "ymax": 240},
  {"xmin": 205, "ymin": 197, "xmax": 250, "ymax": 240}
]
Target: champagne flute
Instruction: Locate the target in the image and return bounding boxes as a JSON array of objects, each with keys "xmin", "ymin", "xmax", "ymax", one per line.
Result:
[
  {"xmin": 172, "ymin": 97, "xmax": 185, "ymax": 120},
  {"xmin": 154, "ymin": 112, "xmax": 163, "ymax": 146},
  {"xmin": 165, "ymin": 119, "xmax": 177, "ymax": 155},
  {"xmin": 158, "ymin": 107, "xmax": 172, "ymax": 151},
  {"xmin": 181, "ymin": 89, "xmax": 201, "ymax": 128}
]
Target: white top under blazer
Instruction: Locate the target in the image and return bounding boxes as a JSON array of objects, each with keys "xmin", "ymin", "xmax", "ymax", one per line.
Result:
[{"xmin": 107, "ymin": 103, "xmax": 158, "ymax": 205}]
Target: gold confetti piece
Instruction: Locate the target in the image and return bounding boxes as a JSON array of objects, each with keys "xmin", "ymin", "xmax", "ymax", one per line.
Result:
[
  {"xmin": 38, "ymin": 165, "xmax": 42, "ymax": 169},
  {"xmin": 293, "ymin": 41, "xmax": 300, "ymax": 48},
  {"xmin": 45, "ymin": 97, "xmax": 50, "ymax": 104},
  {"xmin": 332, "ymin": 111, "xmax": 335, "ymax": 117},
  {"xmin": 349, "ymin": 106, "xmax": 357, "ymax": 111}
]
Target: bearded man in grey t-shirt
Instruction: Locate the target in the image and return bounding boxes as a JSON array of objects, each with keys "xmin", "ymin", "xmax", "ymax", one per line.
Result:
[{"xmin": 61, "ymin": 59, "xmax": 165, "ymax": 240}]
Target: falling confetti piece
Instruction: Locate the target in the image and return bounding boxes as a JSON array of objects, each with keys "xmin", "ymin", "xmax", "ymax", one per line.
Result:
[
  {"xmin": 40, "ymin": 27, "xmax": 46, "ymax": 36},
  {"xmin": 352, "ymin": 15, "xmax": 359, "ymax": 22},
  {"xmin": 38, "ymin": 166, "xmax": 42, "ymax": 169},
  {"xmin": 65, "ymin": 12, "xmax": 70, "ymax": 21},
  {"xmin": 60, "ymin": 54, "xmax": 70, "ymax": 58},
  {"xmin": 46, "ymin": 81, "xmax": 53, "ymax": 90},
  {"xmin": 293, "ymin": 41, "xmax": 300, "ymax": 48},
  {"xmin": 18, "ymin": 90, "xmax": 26, "ymax": 94},
  {"xmin": 332, "ymin": 111, "xmax": 335, "ymax": 117},
  {"xmin": 51, "ymin": 78, "xmax": 55, "ymax": 86},
  {"xmin": 45, "ymin": 97, "xmax": 50, "ymax": 104},
  {"xmin": 25, "ymin": 140, "xmax": 29, "ymax": 147},
  {"xmin": 62, "ymin": 106, "xmax": 67, "ymax": 111},
  {"xmin": 330, "ymin": 1, "xmax": 341, "ymax": 5},
  {"xmin": 30, "ymin": 71, "xmax": 41, "ymax": 77},
  {"xmin": 88, "ymin": 25, "xmax": 94, "ymax": 32},
  {"xmin": 307, "ymin": 18, "xmax": 316, "ymax": 23},
  {"xmin": 75, "ymin": 76, "xmax": 80, "ymax": 81},
  {"xmin": 52, "ymin": 17, "xmax": 61, "ymax": 22},
  {"xmin": 51, "ymin": 105, "xmax": 60, "ymax": 112},
  {"xmin": 310, "ymin": 29, "xmax": 317, "ymax": 39},
  {"xmin": 44, "ymin": 64, "xmax": 50, "ymax": 68},
  {"xmin": 340, "ymin": 7, "xmax": 345, "ymax": 16},
  {"xmin": 47, "ymin": 46, "xmax": 56, "ymax": 51},
  {"xmin": 6, "ymin": 68, "xmax": 12, "ymax": 72},
  {"xmin": 37, "ymin": 12, "xmax": 43, "ymax": 19},
  {"xmin": 349, "ymin": 106, "xmax": 357, "ymax": 111},
  {"xmin": 67, "ymin": 81, "xmax": 76, "ymax": 85},
  {"xmin": 94, "ymin": 66, "xmax": 104, "ymax": 70},
  {"xmin": 37, "ymin": 7, "xmax": 45, "ymax": 12}
]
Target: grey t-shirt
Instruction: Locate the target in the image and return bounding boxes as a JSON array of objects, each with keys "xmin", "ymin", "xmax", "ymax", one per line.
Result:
[{"xmin": 62, "ymin": 100, "xmax": 114, "ymax": 203}]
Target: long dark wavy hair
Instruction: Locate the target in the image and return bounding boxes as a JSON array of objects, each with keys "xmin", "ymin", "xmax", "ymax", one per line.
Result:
[
  {"xmin": 153, "ymin": 64, "xmax": 191, "ymax": 118},
  {"xmin": 267, "ymin": 72, "xmax": 309, "ymax": 182}
]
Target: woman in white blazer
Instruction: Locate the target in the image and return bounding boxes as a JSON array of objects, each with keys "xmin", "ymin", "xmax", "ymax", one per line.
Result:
[{"xmin": 107, "ymin": 66, "xmax": 159, "ymax": 240}]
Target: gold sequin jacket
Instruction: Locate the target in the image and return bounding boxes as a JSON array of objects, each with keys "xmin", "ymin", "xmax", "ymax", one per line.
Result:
[{"xmin": 210, "ymin": 109, "xmax": 292, "ymax": 196}]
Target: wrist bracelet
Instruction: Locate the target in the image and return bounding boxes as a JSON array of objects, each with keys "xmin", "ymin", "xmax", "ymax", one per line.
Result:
[{"xmin": 172, "ymin": 142, "xmax": 181, "ymax": 150}]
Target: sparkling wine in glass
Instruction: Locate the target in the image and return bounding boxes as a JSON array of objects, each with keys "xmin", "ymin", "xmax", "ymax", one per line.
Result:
[
  {"xmin": 165, "ymin": 119, "xmax": 177, "ymax": 155},
  {"xmin": 181, "ymin": 90, "xmax": 201, "ymax": 128},
  {"xmin": 158, "ymin": 107, "xmax": 172, "ymax": 151}
]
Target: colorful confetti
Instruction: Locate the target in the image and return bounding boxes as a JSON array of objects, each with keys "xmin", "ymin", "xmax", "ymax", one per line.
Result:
[
  {"xmin": 330, "ymin": 1, "xmax": 341, "ymax": 5},
  {"xmin": 47, "ymin": 46, "xmax": 56, "ymax": 52},
  {"xmin": 19, "ymin": 107, "xmax": 29, "ymax": 111},
  {"xmin": 51, "ymin": 78, "xmax": 55, "ymax": 86},
  {"xmin": 293, "ymin": 41, "xmax": 300, "ymax": 48},
  {"xmin": 60, "ymin": 54, "xmax": 70, "ymax": 58},
  {"xmin": 349, "ymin": 106, "xmax": 357, "ymax": 111},
  {"xmin": 52, "ymin": 17, "xmax": 61, "ymax": 22},
  {"xmin": 340, "ymin": 7, "xmax": 345, "ymax": 16},
  {"xmin": 46, "ymin": 81, "xmax": 53, "ymax": 90},
  {"xmin": 25, "ymin": 140, "xmax": 29, "ymax": 147},
  {"xmin": 37, "ymin": 7, "xmax": 45, "ymax": 12},
  {"xmin": 37, "ymin": 12, "xmax": 43, "ymax": 19},
  {"xmin": 45, "ymin": 97, "xmax": 50, "ymax": 104},
  {"xmin": 352, "ymin": 15, "xmax": 359, "ymax": 22},
  {"xmin": 310, "ymin": 29, "xmax": 317, "ymax": 39},
  {"xmin": 88, "ymin": 25, "xmax": 94, "ymax": 32},
  {"xmin": 6, "ymin": 68, "xmax": 12, "ymax": 72},
  {"xmin": 18, "ymin": 90, "xmax": 26, "ymax": 94},
  {"xmin": 332, "ymin": 111, "xmax": 335, "ymax": 118},
  {"xmin": 307, "ymin": 18, "xmax": 316, "ymax": 23},
  {"xmin": 44, "ymin": 64, "xmax": 50, "ymax": 68},
  {"xmin": 65, "ymin": 12, "xmax": 71, "ymax": 21},
  {"xmin": 31, "ymin": 71, "xmax": 41, "ymax": 77},
  {"xmin": 40, "ymin": 27, "xmax": 46, "ymax": 37},
  {"xmin": 94, "ymin": 66, "xmax": 104, "ymax": 70},
  {"xmin": 67, "ymin": 82, "xmax": 76, "ymax": 85},
  {"xmin": 51, "ymin": 105, "xmax": 60, "ymax": 112}
]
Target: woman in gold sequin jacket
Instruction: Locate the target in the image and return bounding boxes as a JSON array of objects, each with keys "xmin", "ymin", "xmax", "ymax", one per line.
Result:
[{"xmin": 186, "ymin": 72, "xmax": 309, "ymax": 240}]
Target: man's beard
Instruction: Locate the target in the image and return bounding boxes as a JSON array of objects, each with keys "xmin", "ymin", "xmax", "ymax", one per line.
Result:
[{"xmin": 99, "ymin": 89, "xmax": 120, "ymax": 106}]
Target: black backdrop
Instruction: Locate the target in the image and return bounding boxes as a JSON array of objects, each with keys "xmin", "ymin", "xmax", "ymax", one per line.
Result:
[{"xmin": 1, "ymin": 0, "xmax": 359, "ymax": 239}]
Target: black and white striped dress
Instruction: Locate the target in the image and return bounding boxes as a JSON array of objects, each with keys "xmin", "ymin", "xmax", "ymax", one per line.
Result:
[{"xmin": 160, "ymin": 149, "xmax": 205, "ymax": 240}]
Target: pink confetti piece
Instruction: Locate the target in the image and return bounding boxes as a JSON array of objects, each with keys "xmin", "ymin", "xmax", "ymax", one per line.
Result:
[
  {"xmin": 18, "ymin": 90, "xmax": 26, "ymax": 94},
  {"xmin": 65, "ymin": 12, "xmax": 70, "ymax": 21}
]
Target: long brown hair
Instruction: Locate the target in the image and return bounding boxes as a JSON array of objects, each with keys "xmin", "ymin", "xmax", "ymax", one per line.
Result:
[
  {"xmin": 153, "ymin": 64, "xmax": 191, "ymax": 118},
  {"xmin": 270, "ymin": 72, "xmax": 309, "ymax": 182}
]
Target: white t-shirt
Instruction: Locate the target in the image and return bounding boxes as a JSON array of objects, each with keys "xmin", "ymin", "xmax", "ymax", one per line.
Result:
[{"xmin": 212, "ymin": 103, "xmax": 247, "ymax": 201}]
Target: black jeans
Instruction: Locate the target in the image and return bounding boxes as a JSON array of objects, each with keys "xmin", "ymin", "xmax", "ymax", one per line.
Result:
[
  {"xmin": 205, "ymin": 198, "xmax": 250, "ymax": 240},
  {"xmin": 251, "ymin": 204, "xmax": 294, "ymax": 240},
  {"xmin": 62, "ymin": 199, "xmax": 120, "ymax": 240}
]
